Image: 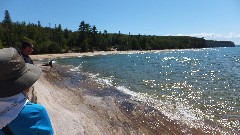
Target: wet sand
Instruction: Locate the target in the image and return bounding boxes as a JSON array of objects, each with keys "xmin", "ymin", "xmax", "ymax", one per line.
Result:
[{"xmin": 29, "ymin": 51, "xmax": 229, "ymax": 135}]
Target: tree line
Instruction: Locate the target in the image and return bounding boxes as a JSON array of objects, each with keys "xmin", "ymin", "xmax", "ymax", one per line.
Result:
[
  {"xmin": 0, "ymin": 10, "xmax": 206, "ymax": 54},
  {"xmin": 206, "ymin": 40, "xmax": 235, "ymax": 47}
]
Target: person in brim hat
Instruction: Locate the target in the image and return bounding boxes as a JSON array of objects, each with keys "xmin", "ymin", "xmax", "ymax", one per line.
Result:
[{"xmin": 0, "ymin": 48, "xmax": 54, "ymax": 134}]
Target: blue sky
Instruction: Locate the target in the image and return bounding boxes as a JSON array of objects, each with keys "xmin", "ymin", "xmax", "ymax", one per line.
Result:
[{"xmin": 1, "ymin": 0, "xmax": 240, "ymax": 44}]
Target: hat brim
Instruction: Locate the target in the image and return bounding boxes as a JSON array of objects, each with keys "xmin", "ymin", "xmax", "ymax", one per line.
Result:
[{"xmin": 0, "ymin": 64, "xmax": 41, "ymax": 98}]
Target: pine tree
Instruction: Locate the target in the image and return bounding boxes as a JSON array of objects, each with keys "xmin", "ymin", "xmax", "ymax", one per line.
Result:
[
  {"xmin": 2, "ymin": 10, "xmax": 13, "ymax": 47},
  {"xmin": 2, "ymin": 10, "xmax": 12, "ymax": 28}
]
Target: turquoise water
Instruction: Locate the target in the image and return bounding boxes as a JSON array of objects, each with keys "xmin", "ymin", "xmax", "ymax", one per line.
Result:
[{"xmin": 57, "ymin": 47, "xmax": 240, "ymax": 132}]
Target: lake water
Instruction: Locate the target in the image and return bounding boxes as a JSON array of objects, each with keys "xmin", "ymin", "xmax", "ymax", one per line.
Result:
[{"xmin": 57, "ymin": 47, "xmax": 240, "ymax": 133}]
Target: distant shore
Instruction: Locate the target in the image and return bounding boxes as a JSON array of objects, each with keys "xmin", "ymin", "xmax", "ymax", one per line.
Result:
[
  {"xmin": 30, "ymin": 50, "xmax": 171, "ymax": 60},
  {"xmin": 30, "ymin": 47, "xmax": 239, "ymax": 61},
  {"xmin": 31, "ymin": 51, "xmax": 131, "ymax": 60}
]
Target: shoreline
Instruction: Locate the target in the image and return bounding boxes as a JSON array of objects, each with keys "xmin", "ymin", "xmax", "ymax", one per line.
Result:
[
  {"xmin": 30, "ymin": 50, "xmax": 173, "ymax": 60},
  {"xmin": 31, "ymin": 51, "xmax": 136, "ymax": 60},
  {"xmin": 29, "ymin": 50, "xmax": 239, "ymax": 134},
  {"xmin": 29, "ymin": 47, "xmax": 235, "ymax": 60},
  {"xmin": 31, "ymin": 62, "xmax": 213, "ymax": 134}
]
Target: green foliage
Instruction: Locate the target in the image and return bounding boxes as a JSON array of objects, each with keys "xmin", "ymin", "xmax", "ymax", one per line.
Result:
[
  {"xmin": 0, "ymin": 10, "xmax": 209, "ymax": 54},
  {"xmin": 3, "ymin": 10, "xmax": 12, "ymax": 24},
  {"xmin": 0, "ymin": 24, "xmax": 4, "ymax": 48},
  {"xmin": 0, "ymin": 39, "xmax": 3, "ymax": 49}
]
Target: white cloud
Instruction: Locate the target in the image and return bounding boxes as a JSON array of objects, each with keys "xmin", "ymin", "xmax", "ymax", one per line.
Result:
[{"xmin": 170, "ymin": 33, "xmax": 240, "ymax": 45}]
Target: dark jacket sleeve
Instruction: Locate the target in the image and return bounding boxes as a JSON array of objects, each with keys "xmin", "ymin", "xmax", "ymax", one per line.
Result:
[{"xmin": 20, "ymin": 52, "xmax": 34, "ymax": 64}]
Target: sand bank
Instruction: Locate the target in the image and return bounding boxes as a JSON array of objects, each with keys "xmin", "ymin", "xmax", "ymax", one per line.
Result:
[
  {"xmin": 31, "ymin": 51, "xmax": 129, "ymax": 60},
  {"xmin": 30, "ymin": 50, "xmax": 164, "ymax": 60},
  {"xmin": 29, "ymin": 52, "xmax": 221, "ymax": 135}
]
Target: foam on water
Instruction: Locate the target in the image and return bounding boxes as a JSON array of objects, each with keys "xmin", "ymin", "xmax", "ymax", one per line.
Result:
[
  {"xmin": 86, "ymin": 75, "xmax": 206, "ymax": 128},
  {"xmin": 87, "ymin": 73, "xmax": 114, "ymax": 87},
  {"xmin": 70, "ymin": 64, "xmax": 82, "ymax": 71},
  {"xmin": 95, "ymin": 77, "xmax": 113, "ymax": 86},
  {"xmin": 115, "ymin": 85, "xmax": 205, "ymax": 128}
]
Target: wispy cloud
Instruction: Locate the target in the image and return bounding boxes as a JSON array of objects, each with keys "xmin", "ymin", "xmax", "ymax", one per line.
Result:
[{"xmin": 169, "ymin": 33, "xmax": 240, "ymax": 45}]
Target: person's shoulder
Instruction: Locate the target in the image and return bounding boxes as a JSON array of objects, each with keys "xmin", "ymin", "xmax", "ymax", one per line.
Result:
[
  {"xmin": 21, "ymin": 54, "xmax": 34, "ymax": 64},
  {"xmin": 19, "ymin": 102, "xmax": 50, "ymax": 123},
  {"xmin": 10, "ymin": 103, "xmax": 53, "ymax": 134},
  {"xmin": 26, "ymin": 102, "xmax": 45, "ymax": 108},
  {"xmin": 12, "ymin": 102, "xmax": 47, "ymax": 125},
  {"xmin": 23, "ymin": 102, "xmax": 47, "ymax": 115},
  {"xmin": 20, "ymin": 51, "xmax": 27, "ymax": 57}
]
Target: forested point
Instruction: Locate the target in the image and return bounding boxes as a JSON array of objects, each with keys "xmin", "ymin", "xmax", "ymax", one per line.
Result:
[
  {"xmin": 206, "ymin": 40, "xmax": 235, "ymax": 48},
  {"xmin": 0, "ymin": 10, "xmax": 233, "ymax": 54}
]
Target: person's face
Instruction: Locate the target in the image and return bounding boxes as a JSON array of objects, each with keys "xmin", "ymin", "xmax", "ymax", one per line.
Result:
[{"xmin": 26, "ymin": 45, "xmax": 33, "ymax": 55}]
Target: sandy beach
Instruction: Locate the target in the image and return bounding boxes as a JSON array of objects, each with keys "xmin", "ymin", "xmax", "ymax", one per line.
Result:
[
  {"xmin": 31, "ymin": 51, "xmax": 141, "ymax": 60},
  {"xmin": 30, "ymin": 50, "xmax": 177, "ymax": 60},
  {"xmin": 30, "ymin": 51, "xmax": 220, "ymax": 135}
]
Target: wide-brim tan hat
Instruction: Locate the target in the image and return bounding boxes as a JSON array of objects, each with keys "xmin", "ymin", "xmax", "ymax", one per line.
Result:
[{"xmin": 0, "ymin": 48, "xmax": 41, "ymax": 98}]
